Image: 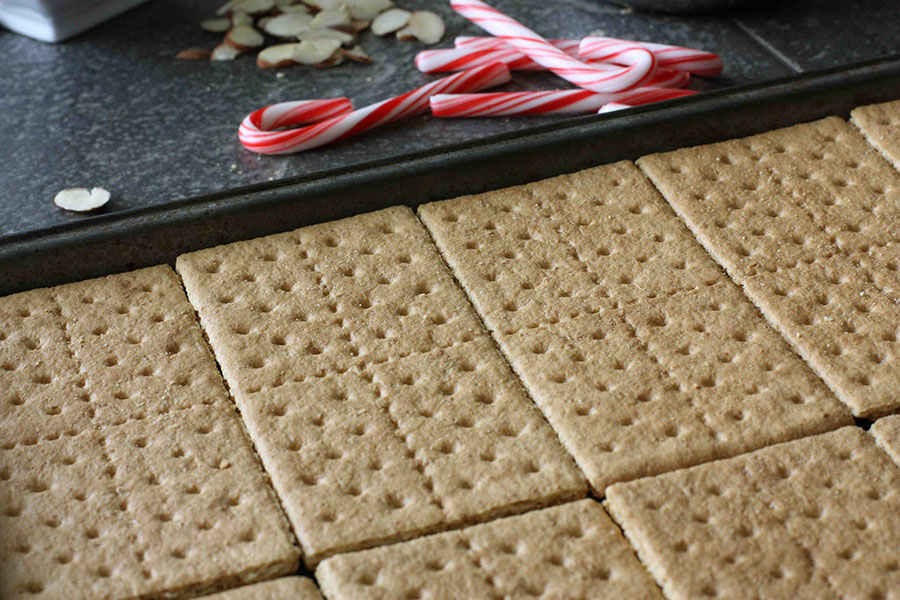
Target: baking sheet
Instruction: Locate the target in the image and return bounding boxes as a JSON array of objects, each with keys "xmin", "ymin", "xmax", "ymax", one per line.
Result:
[{"xmin": 2, "ymin": 54, "xmax": 900, "ymax": 296}]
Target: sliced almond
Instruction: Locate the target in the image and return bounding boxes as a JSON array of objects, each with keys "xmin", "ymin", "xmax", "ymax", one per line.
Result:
[
  {"xmin": 225, "ymin": 25, "xmax": 265, "ymax": 50},
  {"xmin": 177, "ymin": 47, "xmax": 212, "ymax": 59},
  {"xmin": 262, "ymin": 12, "xmax": 313, "ymax": 37},
  {"xmin": 300, "ymin": 27, "xmax": 355, "ymax": 45},
  {"xmin": 350, "ymin": 19, "xmax": 370, "ymax": 32},
  {"xmin": 310, "ymin": 4, "xmax": 350, "ymax": 28},
  {"xmin": 340, "ymin": 44, "xmax": 372, "ymax": 63},
  {"xmin": 212, "ymin": 43, "xmax": 241, "ymax": 60},
  {"xmin": 396, "ymin": 11, "xmax": 444, "ymax": 44},
  {"xmin": 371, "ymin": 8, "xmax": 409, "ymax": 36},
  {"xmin": 257, "ymin": 15, "xmax": 274, "ymax": 28},
  {"xmin": 303, "ymin": 0, "xmax": 344, "ymax": 9},
  {"xmin": 233, "ymin": 0, "xmax": 275, "ymax": 14},
  {"xmin": 257, "ymin": 43, "xmax": 300, "ymax": 67},
  {"xmin": 315, "ymin": 49, "xmax": 345, "ymax": 68},
  {"xmin": 201, "ymin": 17, "xmax": 231, "ymax": 32},
  {"xmin": 230, "ymin": 10, "xmax": 253, "ymax": 26},
  {"xmin": 54, "ymin": 187, "xmax": 110, "ymax": 212},
  {"xmin": 215, "ymin": 0, "xmax": 239, "ymax": 16},
  {"xmin": 347, "ymin": 0, "xmax": 392, "ymax": 20},
  {"xmin": 292, "ymin": 38, "xmax": 341, "ymax": 64},
  {"xmin": 279, "ymin": 3, "xmax": 310, "ymax": 12}
]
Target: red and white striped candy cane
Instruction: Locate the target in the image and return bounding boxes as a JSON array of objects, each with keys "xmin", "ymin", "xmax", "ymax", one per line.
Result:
[
  {"xmin": 239, "ymin": 63, "xmax": 511, "ymax": 154},
  {"xmin": 417, "ymin": 46, "xmax": 547, "ymax": 72},
  {"xmin": 580, "ymin": 37, "xmax": 722, "ymax": 77},
  {"xmin": 450, "ymin": 0, "xmax": 656, "ymax": 93},
  {"xmin": 415, "ymin": 46, "xmax": 690, "ymax": 88},
  {"xmin": 430, "ymin": 87, "xmax": 696, "ymax": 117},
  {"xmin": 598, "ymin": 102, "xmax": 633, "ymax": 113},
  {"xmin": 456, "ymin": 36, "xmax": 580, "ymax": 54},
  {"xmin": 238, "ymin": 99, "xmax": 354, "ymax": 148}
]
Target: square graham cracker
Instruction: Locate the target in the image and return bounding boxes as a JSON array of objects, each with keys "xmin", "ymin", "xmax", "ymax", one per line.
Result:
[
  {"xmin": 177, "ymin": 207, "xmax": 586, "ymax": 566},
  {"xmin": 639, "ymin": 117, "xmax": 900, "ymax": 417},
  {"xmin": 316, "ymin": 499, "xmax": 662, "ymax": 600},
  {"xmin": 198, "ymin": 577, "xmax": 322, "ymax": 600},
  {"xmin": 607, "ymin": 426, "xmax": 900, "ymax": 600},
  {"xmin": 852, "ymin": 99, "xmax": 900, "ymax": 171},
  {"xmin": 0, "ymin": 267, "xmax": 298, "ymax": 599},
  {"xmin": 872, "ymin": 415, "xmax": 900, "ymax": 468},
  {"xmin": 420, "ymin": 162, "xmax": 850, "ymax": 493}
]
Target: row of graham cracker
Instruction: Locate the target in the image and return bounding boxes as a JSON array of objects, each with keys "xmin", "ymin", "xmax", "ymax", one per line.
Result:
[
  {"xmin": 419, "ymin": 160, "xmax": 852, "ymax": 493},
  {"xmin": 175, "ymin": 206, "xmax": 588, "ymax": 566},
  {"xmin": 316, "ymin": 423, "xmax": 900, "ymax": 600},
  {"xmin": 3, "ymin": 99, "xmax": 900, "ymax": 599},
  {"xmin": 0, "ymin": 267, "xmax": 299, "ymax": 599},
  {"xmin": 195, "ymin": 418, "xmax": 900, "ymax": 600},
  {"xmin": 639, "ymin": 111, "xmax": 900, "ymax": 418}
]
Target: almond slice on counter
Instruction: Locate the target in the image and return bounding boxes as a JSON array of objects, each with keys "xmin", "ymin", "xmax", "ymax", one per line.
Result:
[
  {"xmin": 279, "ymin": 3, "xmax": 310, "ymax": 12},
  {"xmin": 315, "ymin": 49, "xmax": 345, "ymax": 68},
  {"xmin": 212, "ymin": 42, "xmax": 242, "ymax": 60},
  {"xmin": 234, "ymin": 0, "xmax": 275, "ymax": 14},
  {"xmin": 216, "ymin": 0, "xmax": 239, "ymax": 15},
  {"xmin": 231, "ymin": 10, "xmax": 253, "ymax": 26},
  {"xmin": 299, "ymin": 27, "xmax": 356, "ymax": 46},
  {"xmin": 54, "ymin": 187, "xmax": 110, "ymax": 212},
  {"xmin": 310, "ymin": 5, "xmax": 351, "ymax": 28},
  {"xmin": 340, "ymin": 44, "xmax": 373, "ymax": 63},
  {"xmin": 225, "ymin": 25, "xmax": 265, "ymax": 50},
  {"xmin": 396, "ymin": 10, "xmax": 444, "ymax": 44},
  {"xmin": 371, "ymin": 8, "xmax": 409, "ymax": 36},
  {"xmin": 302, "ymin": 0, "xmax": 345, "ymax": 10},
  {"xmin": 262, "ymin": 12, "xmax": 313, "ymax": 37},
  {"xmin": 350, "ymin": 19, "xmax": 370, "ymax": 31},
  {"xmin": 347, "ymin": 0, "xmax": 393, "ymax": 20},
  {"xmin": 257, "ymin": 43, "xmax": 300, "ymax": 67},
  {"xmin": 292, "ymin": 38, "xmax": 342, "ymax": 63},
  {"xmin": 200, "ymin": 17, "xmax": 232, "ymax": 32},
  {"xmin": 177, "ymin": 47, "xmax": 213, "ymax": 59}
]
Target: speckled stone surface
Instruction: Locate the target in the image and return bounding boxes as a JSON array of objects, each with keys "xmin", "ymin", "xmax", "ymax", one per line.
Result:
[
  {"xmin": 0, "ymin": 0, "xmax": 877, "ymax": 240},
  {"xmin": 736, "ymin": 0, "xmax": 900, "ymax": 71}
]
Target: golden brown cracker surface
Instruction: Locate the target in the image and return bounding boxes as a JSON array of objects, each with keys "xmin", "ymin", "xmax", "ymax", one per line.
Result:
[{"xmin": 177, "ymin": 207, "xmax": 586, "ymax": 566}]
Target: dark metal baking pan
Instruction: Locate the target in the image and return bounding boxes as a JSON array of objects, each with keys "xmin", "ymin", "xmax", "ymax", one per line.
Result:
[{"xmin": 3, "ymin": 54, "xmax": 900, "ymax": 297}]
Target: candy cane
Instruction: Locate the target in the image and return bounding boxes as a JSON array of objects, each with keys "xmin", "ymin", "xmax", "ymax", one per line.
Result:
[
  {"xmin": 415, "ymin": 46, "xmax": 690, "ymax": 88},
  {"xmin": 457, "ymin": 35, "xmax": 722, "ymax": 78},
  {"xmin": 430, "ymin": 87, "xmax": 696, "ymax": 117},
  {"xmin": 450, "ymin": 0, "xmax": 656, "ymax": 93},
  {"xmin": 238, "ymin": 99, "xmax": 354, "ymax": 147},
  {"xmin": 598, "ymin": 102, "xmax": 633, "ymax": 113},
  {"xmin": 238, "ymin": 63, "xmax": 511, "ymax": 154},
  {"xmin": 456, "ymin": 36, "xmax": 581, "ymax": 54},
  {"xmin": 580, "ymin": 37, "xmax": 722, "ymax": 77}
]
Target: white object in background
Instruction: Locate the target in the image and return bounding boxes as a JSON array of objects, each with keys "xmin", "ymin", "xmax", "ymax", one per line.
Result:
[{"xmin": 0, "ymin": 0, "xmax": 150, "ymax": 43}]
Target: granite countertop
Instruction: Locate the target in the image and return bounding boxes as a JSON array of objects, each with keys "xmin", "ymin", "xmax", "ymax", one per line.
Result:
[{"xmin": 1, "ymin": 0, "xmax": 898, "ymax": 241}]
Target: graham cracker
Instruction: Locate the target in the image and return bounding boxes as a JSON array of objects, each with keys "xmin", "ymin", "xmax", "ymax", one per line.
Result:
[
  {"xmin": 198, "ymin": 577, "xmax": 322, "ymax": 600},
  {"xmin": 852, "ymin": 99, "xmax": 900, "ymax": 171},
  {"xmin": 420, "ymin": 162, "xmax": 851, "ymax": 493},
  {"xmin": 606, "ymin": 426, "xmax": 900, "ymax": 600},
  {"xmin": 871, "ymin": 415, "xmax": 900, "ymax": 467},
  {"xmin": 639, "ymin": 117, "xmax": 900, "ymax": 417},
  {"xmin": 177, "ymin": 207, "xmax": 586, "ymax": 566},
  {"xmin": 0, "ymin": 287, "xmax": 96, "ymax": 445},
  {"xmin": 0, "ymin": 267, "xmax": 299, "ymax": 600},
  {"xmin": 316, "ymin": 499, "xmax": 663, "ymax": 600}
]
